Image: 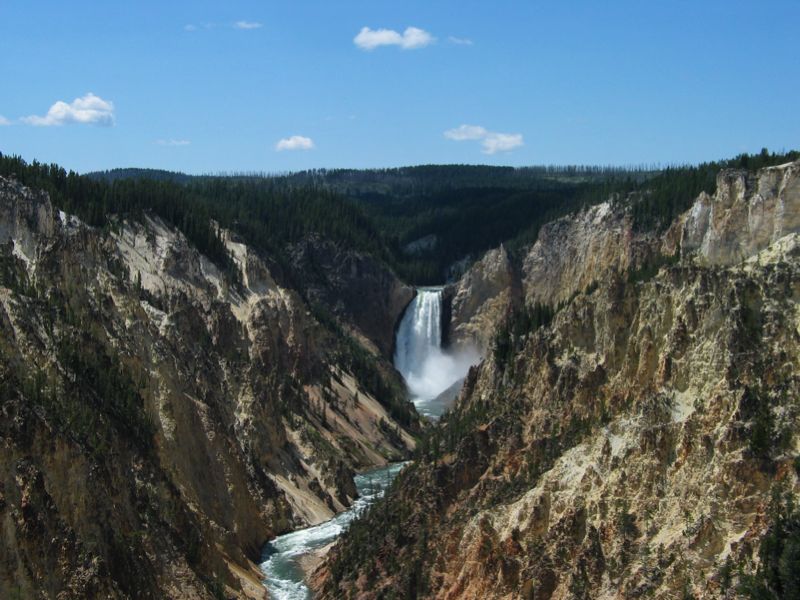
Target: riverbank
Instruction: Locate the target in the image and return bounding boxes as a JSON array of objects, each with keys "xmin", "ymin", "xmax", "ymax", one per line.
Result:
[
  {"xmin": 297, "ymin": 541, "xmax": 334, "ymax": 580},
  {"xmin": 260, "ymin": 462, "xmax": 408, "ymax": 599}
]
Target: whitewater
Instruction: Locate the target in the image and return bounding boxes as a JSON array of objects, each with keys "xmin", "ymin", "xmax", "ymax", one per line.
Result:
[
  {"xmin": 393, "ymin": 288, "xmax": 479, "ymax": 417},
  {"xmin": 260, "ymin": 462, "xmax": 406, "ymax": 599},
  {"xmin": 260, "ymin": 287, "xmax": 477, "ymax": 597}
]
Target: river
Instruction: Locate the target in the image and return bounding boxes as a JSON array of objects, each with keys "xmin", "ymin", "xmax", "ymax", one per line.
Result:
[
  {"xmin": 260, "ymin": 287, "xmax": 475, "ymax": 596},
  {"xmin": 260, "ymin": 462, "xmax": 407, "ymax": 599}
]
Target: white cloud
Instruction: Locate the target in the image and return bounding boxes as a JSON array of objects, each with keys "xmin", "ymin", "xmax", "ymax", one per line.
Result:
[
  {"xmin": 481, "ymin": 132, "xmax": 524, "ymax": 154},
  {"xmin": 0, "ymin": 116, "xmax": 10, "ymax": 126},
  {"xmin": 444, "ymin": 124, "xmax": 524, "ymax": 154},
  {"xmin": 275, "ymin": 135, "xmax": 315, "ymax": 151},
  {"xmin": 233, "ymin": 20, "xmax": 262, "ymax": 30},
  {"xmin": 447, "ymin": 36, "xmax": 473, "ymax": 46},
  {"xmin": 354, "ymin": 26, "xmax": 435, "ymax": 50},
  {"xmin": 156, "ymin": 139, "xmax": 191, "ymax": 147},
  {"xmin": 23, "ymin": 93, "xmax": 114, "ymax": 127},
  {"xmin": 185, "ymin": 21, "xmax": 261, "ymax": 31},
  {"xmin": 444, "ymin": 124, "xmax": 488, "ymax": 141}
]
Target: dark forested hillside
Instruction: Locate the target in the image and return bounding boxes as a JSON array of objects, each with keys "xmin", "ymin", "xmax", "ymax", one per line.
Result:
[
  {"xmin": 87, "ymin": 167, "xmax": 196, "ymax": 184},
  {"xmin": 7, "ymin": 149, "xmax": 799, "ymax": 286},
  {"xmin": 6, "ymin": 155, "xmax": 627, "ymax": 285},
  {"xmin": 1, "ymin": 154, "xmax": 394, "ymax": 287},
  {"xmin": 281, "ymin": 163, "xmax": 656, "ymax": 196}
]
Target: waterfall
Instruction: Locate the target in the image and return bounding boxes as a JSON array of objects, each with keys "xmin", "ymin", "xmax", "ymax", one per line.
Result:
[
  {"xmin": 394, "ymin": 288, "xmax": 443, "ymax": 384},
  {"xmin": 394, "ymin": 288, "xmax": 479, "ymax": 416}
]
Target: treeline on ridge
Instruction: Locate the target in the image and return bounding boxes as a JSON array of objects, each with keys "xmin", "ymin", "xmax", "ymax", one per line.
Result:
[
  {"xmin": 4, "ymin": 148, "xmax": 799, "ymax": 287},
  {"xmin": 628, "ymin": 148, "xmax": 800, "ymax": 232},
  {"xmin": 0, "ymin": 153, "xmax": 394, "ymax": 285}
]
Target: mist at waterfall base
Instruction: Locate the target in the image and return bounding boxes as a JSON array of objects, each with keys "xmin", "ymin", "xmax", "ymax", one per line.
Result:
[{"xmin": 394, "ymin": 289, "xmax": 480, "ymax": 417}]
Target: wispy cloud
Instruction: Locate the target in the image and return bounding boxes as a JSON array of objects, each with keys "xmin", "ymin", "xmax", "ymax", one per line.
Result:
[
  {"xmin": 22, "ymin": 93, "xmax": 114, "ymax": 127},
  {"xmin": 275, "ymin": 135, "xmax": 315, "ymax": 151},
  {"xmin": 481, "ymin": 133, "xmax": 524, "ymax": 154},
  {"xmin": 447, "ymin": 36, "xmax": 473, "ymax": 46},
  {"xmin": 185, "ymin": 21, "xmax": 262, "ymax": 31},
  {"xmin": 444, "ymin": 124, "xmax": 524, "ymax": 154},
  {"xmin": 354, "ymin": 26, "xmax": 435, "ymax": 50},
  {"xmin": 0, "ymin": 116, "xmax": 10, "ymax": 126},
  {"xmin": 233, "ymin": 20, "xmax": 262, "ymax": 30},
  {"xmin": 156, "ymin": 139, "xmax": 191, "ymax": 147},
  {"xmin": 444, "ymin": 125, "xmax": 488, "ymax": 141},
  {"xmin": 324, "ymin": 114, "xmax": 357, "ymax": 123}
]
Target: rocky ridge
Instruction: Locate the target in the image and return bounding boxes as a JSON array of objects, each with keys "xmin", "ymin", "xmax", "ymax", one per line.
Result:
[
  {"xmin": 445, "ymin": 198, "xmax": 658, "ymax": 355},
  {"xmin": 673, "ymin": 160, "xmax": 800, "ymax": 265},
  {"xmin": 287, "ymin": 235, "xmax": 414, "ymax": 359},
  {"xmin": 0, "ymin": 176, "xmax": 418, "ymax": 599},
  {"xmin": 445, "ymin": 245, "xmax": 517, "ymax": 353},
  {"xmin": 447, "ymin": 162, "xmax": 800, "ymax": 354}
]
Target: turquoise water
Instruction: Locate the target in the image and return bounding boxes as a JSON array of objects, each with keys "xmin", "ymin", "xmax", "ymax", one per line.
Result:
[{"xmin": 260, "ymin": 462, "xmax": 407, "ymax": 600}]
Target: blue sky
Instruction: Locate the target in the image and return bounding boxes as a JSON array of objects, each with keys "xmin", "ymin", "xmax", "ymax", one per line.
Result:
[{"xmin": 1, "ymin": 0, "xmax": 798, "ymax": 173}]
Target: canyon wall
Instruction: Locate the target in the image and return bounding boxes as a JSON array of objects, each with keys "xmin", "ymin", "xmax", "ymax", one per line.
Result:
[
  {"xmin": 318, "ymin": 161, "xmax": 800, "ymax": 599},
  {"xmin": 287, "ymin": 236, "xmax": 414, "ymax": 358},
  {"xmin": 0, "ymin": 176, "xmax": 418, "ymax": 599}
]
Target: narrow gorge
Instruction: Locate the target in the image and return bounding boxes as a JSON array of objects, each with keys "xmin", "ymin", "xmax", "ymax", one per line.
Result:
[{"xmin": 260, "ymin": 285, "xmax": 480, "ymax": 597}]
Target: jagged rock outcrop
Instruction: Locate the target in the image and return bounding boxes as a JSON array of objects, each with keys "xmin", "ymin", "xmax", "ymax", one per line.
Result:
[
  {"xmin": 443, "ymin": 159, "xmax": 800, "ymax": 369},
  {"xmin": 446, "ymin": 161, "xmax": 800, "ymax": 357},
  {"xmin": 316, "ymin": 162, "xmax": 800, "ymax": 599},
  {"xmin": 0, "ymin": 179, "xmax": 56, "ymax": 257},
  {"xmin": 444, "ymin": 200, "xmax": 656, "ymax": 355},
  {"xmin": 520, "ymin": 199, "xmax": 656, "ymax": 307},
  {"xmin": 673, "ymin": 161, "xmax": 800, "ymax": 265},
  {"xmin": 445, "ymin": 245, "xmax": 516, "ymax": 353},
  {"xmin": 0, "ymin": 176, "xmax": 418, "ymax": 599},
  {"xmin": 287, "ymin": 235, "xmax": 414, "ymax": 358}
]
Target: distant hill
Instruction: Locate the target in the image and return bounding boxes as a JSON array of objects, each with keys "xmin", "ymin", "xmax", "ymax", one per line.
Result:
[
  {"xmin": 85, "ymin": 167, "xmax": 198, "ymax": 184},
  {"xmin": 81, "ymin": 163, "xmax": 651, "ymax": 283},
  {"xmin": 18, "ymin": 150, "xmax": 800, "ymax": 284}
]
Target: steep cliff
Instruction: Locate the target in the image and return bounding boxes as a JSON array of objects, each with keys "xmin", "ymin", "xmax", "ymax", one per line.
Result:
[
  {"xmin": 0, "ymin": 176, "xmax": 418, "ymax": 599},
  {"xmin": 673, "ymin": 161, "xmax": 800, "ymax": 265},
  {"xmin": 445, "ymin": 245, "xmax": 517, "ymax": 353},
  {"xmin": 448, "ymin": 161, "xmax": 800, "ymax": 354},
  {"xmin": 520, "ymin": 199, "xmax": 659, "ymax": 307},
  {"xmin": 446, "ymin": 199, "xmax": 660, "ymax": 355},
  {"xmin": 287, "ymin": 236, "xmax": 414, "ymax": 358},
  {"xmin": 317, "ymin": 161, "xmax": 800, "ymax": 599}
]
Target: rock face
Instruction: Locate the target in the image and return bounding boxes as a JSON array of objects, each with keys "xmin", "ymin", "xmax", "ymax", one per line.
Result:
[
  {"xmin": 675, "ymin": 162, "xmax": 800, "ymax": 264},
  {"xmin": 520, "ymin": 199, "xmax": 657, "ymax": 307},
  {"xmin": 447, "ymin": 160, "xmax": 800, "ymax": 356},
  {"xmin": 445, "ymin": 200, "xmax": 657, "ymax": 354},
  {"xmin": 445, "ymin": 245, "xmax": 516, "ymax": 352},
  {"xmin": 316, "ymin": 161, "xmax": 800, "ymax": 600},
  {"xmin": 0, "ymin": 177, "xmax": 418, "ymax": 599},
  {"xmin": 287, "ymin": 235, "xmax": 414, "ymax": 358},
  {"xmin": 0, "ymin": 179, "xmax": 56, "ymax": 259}
]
